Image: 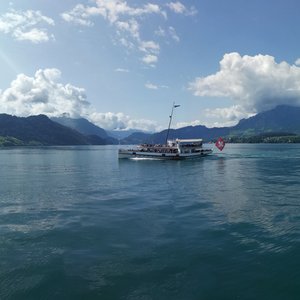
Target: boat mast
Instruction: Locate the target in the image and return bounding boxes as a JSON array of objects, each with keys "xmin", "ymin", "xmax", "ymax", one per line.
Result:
[{"xmin": 165, "ymin": 102, "xmax": 180, "ymax": 144}]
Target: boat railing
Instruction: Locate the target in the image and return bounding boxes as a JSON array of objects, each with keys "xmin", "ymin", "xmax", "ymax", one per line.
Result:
[
  {"xmin": 178, "ymin": 143, "xmax": 202, "ymax": 147},
  {"xmin": 138, "ymin": 144, "xmax": 178, "ymax": 153}
]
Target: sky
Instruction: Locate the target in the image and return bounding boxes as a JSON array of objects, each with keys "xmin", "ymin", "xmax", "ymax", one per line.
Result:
[{"xmin": 1, "ymin": 0, "xmax": 300, "ymax": 131}]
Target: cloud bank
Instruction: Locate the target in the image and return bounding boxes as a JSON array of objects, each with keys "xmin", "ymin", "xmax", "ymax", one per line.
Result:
[
  {"xmin": 89, "ymin": 111, "xmax": 159, "ymax": 131},
  {"xmin": 0, "ymin": 9, "xmax": 54, "ymax": 43},
  {"xmin": 0, "ymin": 69, "xmax": 159, "ymax": 131},
  {"xmin": 189, "ymin": 52, "xmax": 300, "ymax": 125}
]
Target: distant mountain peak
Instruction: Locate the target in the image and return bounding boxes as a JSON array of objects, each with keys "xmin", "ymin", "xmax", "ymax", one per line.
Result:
[
  {"xmin": 51, "ymin": 116, "xmax": 118, "ymax": 144},
  {"xmin": 0, "ymin": 114, "xmax": 90, "ymax": 145}
]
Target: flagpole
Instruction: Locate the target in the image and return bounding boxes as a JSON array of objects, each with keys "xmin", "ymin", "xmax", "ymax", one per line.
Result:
[{"xmin": 165, "ymin": 102, "xmax": 179, "ymax": 145}]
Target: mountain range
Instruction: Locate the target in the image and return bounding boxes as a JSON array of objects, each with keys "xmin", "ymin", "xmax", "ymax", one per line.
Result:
[
  {"xmin": 1, "ymin": 105, "xmax": 300, "ymax": 146},
  {"xmin": 122, "ymin": 105, "xmax": 300, "ymax": 144},
  {"xmin": 0, "ymin": 114, "xmax": 111, "ymax": 146}
]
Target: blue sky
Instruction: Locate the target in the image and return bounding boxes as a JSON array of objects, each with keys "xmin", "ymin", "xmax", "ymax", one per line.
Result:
[{"xmin": 1, "ymin": 0, "xmax": 300, "ymax": 131}]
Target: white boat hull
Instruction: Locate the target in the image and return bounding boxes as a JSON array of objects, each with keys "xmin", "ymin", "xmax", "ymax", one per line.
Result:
[{"xmin": 118, "ymin": 149, "xmax": 213, "ymax": 160}]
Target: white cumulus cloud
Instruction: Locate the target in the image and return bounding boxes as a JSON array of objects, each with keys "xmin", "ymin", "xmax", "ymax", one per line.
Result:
[
  {"xmin": 145, "ymin": 82, "xmax": 169, "ymax": 90},
  {"xmin": 189, "ymin": 52, "xmax": 300, "ymax": 125},
  {"xmin": 145, "ymin": 82, "xmax": 158, "ymax": 90},
  {"xmin": 155, "ymin": 26, "xmax": 179, "ymax": 42},
  {"xmin": 168, "ymin": 26, "xmax": 180, "ymax": 42},
  {"xmin": 0, "ymin": 69, "xmax": 160, "ymax": 131},
  {"xmin": 0, "ymin": 9, "xmax": 55, "ymax": 43},
  {"xmin": 142, "ymin": 54, "xmax": 158, "ymax": 66},
  {"xmin": 0, "ymin": 68, "xmax": 89, "ymax": 117},
  {"xmin": 61, "ymin": 0, "xmax": 195, "ymax": 66},
  {"xmin": 204, "ymin": 106, "xmax": 254, "ymax": 127},
  {"xmin": 174, "ymin": 120, "xmax": 203, "ymax": 128},
  {"xmin": 61, "ymin": 4, "xmax": 95, "ymax": 27},
  {"xmin": 62, "ymin": 0, "xmax": 165, "ymax": 65},
  {"xmin": 115, "ymin": 68, "xmax": 129, "ymax": 72},
  {"xmin": 139, "ymin": 40, "xmax": 160, "ymax": 54},
  {"xmin": 166, "ymin": 1, "xmax": 197, "ymax": 16},
  {"xmin": 89, "ymin": 111, "xmax": 159, "ymax": 131}
]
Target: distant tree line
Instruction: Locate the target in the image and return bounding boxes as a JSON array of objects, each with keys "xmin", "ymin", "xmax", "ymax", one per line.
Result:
[{"xmin": 224, "ymin": 132, "xmax": 300, "ymax": 143}]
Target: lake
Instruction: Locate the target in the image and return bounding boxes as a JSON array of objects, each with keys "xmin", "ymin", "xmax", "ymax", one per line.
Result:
[{"xmin": 1, "ymin": 144, "xmax": 300, "ymax": 299}]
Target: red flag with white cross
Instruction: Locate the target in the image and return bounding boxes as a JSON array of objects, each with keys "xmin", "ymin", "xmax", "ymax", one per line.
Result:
[{"xmin": 215, "ymin": 137, "xmax": 225, "ymax": 151}]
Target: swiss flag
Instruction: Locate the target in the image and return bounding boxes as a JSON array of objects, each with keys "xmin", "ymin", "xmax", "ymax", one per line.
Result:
[{"xmin": 215, "ymin": 137, "xmax": 225, "ymax": 151}]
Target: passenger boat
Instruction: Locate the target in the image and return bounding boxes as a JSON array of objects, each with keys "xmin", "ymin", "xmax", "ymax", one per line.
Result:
[
  {"xmin": 118, "ymin": 102, "xmax": 225, "ymax": 160},
  {"xmin": 118, "ymin": 138, "xmax": 213, "ymax": 160}
]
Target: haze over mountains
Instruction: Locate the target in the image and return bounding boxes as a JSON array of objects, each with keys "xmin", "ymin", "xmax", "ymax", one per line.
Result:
[{"xmin": 1, "ymin": 105, "xmax": 300, "ymax": 146}]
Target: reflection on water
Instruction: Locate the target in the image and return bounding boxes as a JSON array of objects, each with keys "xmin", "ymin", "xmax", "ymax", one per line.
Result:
[{"xmin": 207, "ymin": 144, "xmax": 300, "ymax": 254}]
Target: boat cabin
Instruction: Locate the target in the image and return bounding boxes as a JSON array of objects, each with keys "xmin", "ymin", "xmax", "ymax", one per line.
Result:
[{"xmin": 169, "ymin": 139, "xmax": 203, "ymax": 154}]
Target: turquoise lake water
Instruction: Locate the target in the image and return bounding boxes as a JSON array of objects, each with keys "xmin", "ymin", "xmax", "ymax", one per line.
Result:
[{"xmin": 1, "ymin": 144, "xmax": 300, "ymax": 299}]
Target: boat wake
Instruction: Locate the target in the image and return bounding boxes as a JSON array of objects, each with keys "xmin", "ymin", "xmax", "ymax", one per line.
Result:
[{"xmin": 130, "ymin": 157, "xmax": 160, "ymax": 161}]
